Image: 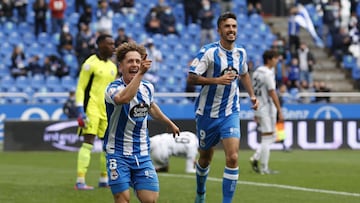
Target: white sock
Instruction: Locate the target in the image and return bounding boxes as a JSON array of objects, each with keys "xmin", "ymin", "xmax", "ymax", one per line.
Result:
[
  {"xmin": 99, "ymin": 177, "xmax": 108, "ymax": 183},
  {"xmin": 252, "ymin": 147, "xmax": 261, "ymax": 161},
  {"xmin": 260, "ymin": 135, "xmax": 274, "ymax": 171},
  {"xmin": 76, "ymin": 177, "xmax": 85, "ymax": 184}
]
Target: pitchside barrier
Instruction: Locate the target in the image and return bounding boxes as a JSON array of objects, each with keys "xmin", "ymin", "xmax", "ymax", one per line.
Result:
[{"xmin": 3, "ymin": 119, "xmax": 360, "ymax": 151}]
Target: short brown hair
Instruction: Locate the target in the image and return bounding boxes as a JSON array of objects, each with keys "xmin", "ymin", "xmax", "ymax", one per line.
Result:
[
  {"xmin": 217, "ymin": 12, "xmax": 237, "ymax": 28},
  {"xmin": 262, "ymin": 49, "xmax": 278, "ymax": 64},
  {"xmin": 116, "ymin": 42, "xmax": 147, "ymax": 62}
]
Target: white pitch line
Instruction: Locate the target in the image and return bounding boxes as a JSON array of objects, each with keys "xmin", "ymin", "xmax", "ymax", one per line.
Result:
[{"xmin": 159, "ymin": 173, "xmax": 360, "ymax": 197}]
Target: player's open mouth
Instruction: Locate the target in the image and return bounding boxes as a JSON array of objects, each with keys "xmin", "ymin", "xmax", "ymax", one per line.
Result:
[{"xmin": 129, "ymin": 69, "xmax": 138, "ymax": 74}]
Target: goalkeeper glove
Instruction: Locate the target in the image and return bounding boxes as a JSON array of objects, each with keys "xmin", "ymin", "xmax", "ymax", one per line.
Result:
[{"xmin": 77, "ymin": 106, "xmax": 88, "ymax": 128}]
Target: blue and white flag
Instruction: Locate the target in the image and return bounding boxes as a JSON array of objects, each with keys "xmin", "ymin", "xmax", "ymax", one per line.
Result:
[{"xmin": 295, "ymin": 4, "xmax": 324, "ymax": 48}]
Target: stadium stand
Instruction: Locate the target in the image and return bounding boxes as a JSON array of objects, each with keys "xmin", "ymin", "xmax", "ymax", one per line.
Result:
[{"xmin": 1, "ymin": 0, "xmax": 358, "ymax": 104}]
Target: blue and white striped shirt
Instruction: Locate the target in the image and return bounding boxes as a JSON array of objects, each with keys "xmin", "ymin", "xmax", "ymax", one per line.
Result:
[
  {"xmin": 103, "ymin": 77, "xmax": 154, "ymax": 160},
  {"xmin": 189, "ymin": 41, "xmax": 248, "ymax": 118}
]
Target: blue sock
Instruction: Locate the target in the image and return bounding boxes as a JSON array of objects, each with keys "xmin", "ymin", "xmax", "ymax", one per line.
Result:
[
  {"xmin": 196, "ymin": 162, "xmax": 209, "ymax": 194},
  {"xmin": 222, "ymin": 166, "xmax": 239, "ymax": 203}
]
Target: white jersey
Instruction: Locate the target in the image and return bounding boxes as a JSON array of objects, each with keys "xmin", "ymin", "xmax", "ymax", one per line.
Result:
[
  {"xmin": 150, "ymin": 131, "xmax": 198, "ymax": 173},
  {"xmin": 252, "ymin": 66, "xmax": 276, "ymax": 118}
]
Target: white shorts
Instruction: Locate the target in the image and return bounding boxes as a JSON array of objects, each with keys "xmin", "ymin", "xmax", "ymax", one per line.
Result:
[{"xmin": 256, "ymin": 113, "xmax": 276, "ymax": 133}]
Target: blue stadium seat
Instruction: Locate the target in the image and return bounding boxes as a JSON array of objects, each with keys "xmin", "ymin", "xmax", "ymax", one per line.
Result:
[
  {"xmin": 152, "ymin": 33, "xmax": 163, "ymax": 47},
  {"xmin": 166, "ymin": 34, "xmax": 180, "ymax": 49},
  {"xmin": 249, "ymin": 13, "xmax": 263, "ymax": 26},
  {"xmin": 187, "ymin": 23, "xmax": 201, "ymax": 38},
  {"xmin": 0, "ymin": 32, "xmax": 6, "ymax": 43},
  {"xmin": 342, "ymin": 55, "xmax": 357, "ymax": 70},
  {"xmin": 61, "ymin": 75, "xmax": 77, "ymax": 91},
  {"xmin": 31, "ymin": 74, "xmax": 46, "ymax": 91},
  {"xmin": 0, "ymin": 75, "xmax": 15, "ymax": 91},
  {"xmin": 43, "ymin": 43, "xmax": 57, "ymax": 55},
  {"xmin": 68, "ymin": 12, "xmax": 80, "ymax": 27},
  {"xmin": 63, "ymin": 54, "xmax": 78, "ymax": 77},
  {"xmin": 352, "ymin": 66, "xmax": 360, "ymax": 80},
  {"xmin": 236, "ymin": 13, "xmax": 248, "ymax": 28},
  {"xmin": 7, "ymin": 97, "xmax": 28, "ymax": 104},
  {"xmin": 15, "ymin": 76, "xmax": 30, "ymax": 91},
  {"xmin": 0, "ymin": 42, "xmax": 13, "ymax": 58},
  {"xmin": 18, "ymin": 22, "xmax": 31, "ymax": 33},
  {"xmin": 289, "ymin": 88, "xmax": 300, "ymax": 103},
  {"xmin": 22, "ymin": 32, "xmax": 36, "ymax": 46},
  {"xmin": 26, "ymin": 42, "xmax": 42, "ymax": 57},
  {"xmin": 0, "ymin": 64, "xmax": 10, "ymax": 78},
  {"xmin": 258, "ymin": 23, "xmax": 270, "ymax": 37},
  {"xmin": 45, "ymin": 76, "xmax": 61, "ymax": 92},
  {"xmin": 37, "ymin": 32, "xmax": 50, "ymax": 45},
  {"xmin": 243, "ymin": 23, "xmax": 254, "ymax": 38},
  {"xmin": 8, "ymin": 32, "xmax": 22, "ymax": 46},
  {"xmin": 51, "ymin": 33, "xmax": 61, "ymax": 46},
  {"xmin": 3, "ymin": 21, "xmax": 16, "ymax": 35}
]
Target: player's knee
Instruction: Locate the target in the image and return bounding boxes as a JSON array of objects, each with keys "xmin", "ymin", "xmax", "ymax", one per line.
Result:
[
  {"xmin": 226, "ymin": 153, "xmax": 238, "ymax": 166},
  {"xmin": 113, "ymin": 192, "xmax": 130, "ymax": 203},
  {"xmin": 136, "ymin": 191, "xmax": 159, "ymax": 203}
]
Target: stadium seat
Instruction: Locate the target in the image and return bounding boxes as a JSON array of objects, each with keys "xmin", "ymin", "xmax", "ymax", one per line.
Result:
[
  {"xmin": 45, "ymin": 76, "xmax": 61, "ymax": 92},
  {"xmin": 152, "ymin": 33, "xmax": 163, "ymax": 47},
  {"xmin": 0, "ymin": 42, "xmax": 13, "ymax": 58},
  {"xmin": 68, "ymin": 12, "xmax": 80, "ymax": 27},
  {"xmin": 258, "ymin": 23, "xmax": 270, "ymax": 37},
  {"xmin": 0, "ymin": 75, "xmax": 15, "ymax": 91},
  {"xmin": 18, "ymin": 22, "xmax": 31, "ymax": 33},
  {"xmin": 31, "ymin": 74, "xmax": 46, "ymax": 91},
  {"xmin": 51, "ymin": 33, "xmax": 61, "ymax": 46},
  {"xmin": 187, "ymin": 23, "xmax": 201, "ymax": 38},
  {"xmin": 342, "ymin": 55, "xmax": 357, "ymax": 70},
  {"xmin": 7, "ymin": 97, "xmax": 28, "ymax": 104},
  {"xmin": 0, "ymin": 64, "xmax": 10, "ymax": 79},
  {"xmin": 26, "ymin": 42, "xmax": 42, "ymax": 58},
  {"xmin": 61, "ymin": 75, "xmax": 77, "ymax": 91},
  {"xmin": 8, "ymin": 32, "xmax": 22, "ymax": 46},
  {"xmin": 63, "ymin": 54, "xmax": 78, "ymax": 77},
  {"xmin": 22, "ymin": 32, "xmax": 36, "ymax": 46},
  {"xmin": 249, "ymin": 13, "xmax": 263, "ymax": 26},
  {"xmin": 15, "ymin": 76, "xmax": 30, "ymax": 91},
  {"xmin": 289, "ymin": 88, "xmax": 300, "ymax": 103},
  {"xmin": 243, "ymin": 23, "xmax": 254, "ymax": 38},
  {"xmin": 165, "ymin": 34, "xmax": 179, "ymax": 49},
  {"xmin": 43, "ymin": 43, "xmax": 57, "ymax": 55},
  {"xmin": 0, "ymin": 32, "xmax": 6, "ymax": 44},
  {"xmin": 37, "ymin": 32, "xmax": 50, "ymax": 45},
  {"xmin": 352, "ymin": 66, "xmax": 360, "ymax": 80},
  {"xmin": 3, "ymin": 21, "xmax": 16, "ymax": 35}
]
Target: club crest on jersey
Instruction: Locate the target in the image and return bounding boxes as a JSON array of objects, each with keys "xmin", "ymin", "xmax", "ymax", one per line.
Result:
[
  {"xmin": 130, "ymin": 102, "xmax": 149, "ymax": 121},
  {"xmin": 110, "ymin": 169, "xmax": 119, "ymax": 180},
  {"xmin": 221, "ymin": 66, "xmax": 238, "ymax": 77}
]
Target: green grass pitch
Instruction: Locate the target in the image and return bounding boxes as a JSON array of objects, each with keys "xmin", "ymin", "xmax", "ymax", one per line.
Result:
[{"xmin": 0, "ymin": 150, "xmax": 359, "ymax": 203}]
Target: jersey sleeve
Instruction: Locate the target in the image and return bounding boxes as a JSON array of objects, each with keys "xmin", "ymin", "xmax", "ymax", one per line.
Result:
[
  {"xmin": 265, "ymin": 72, "xmax": 276, "ymax": 91},
  {"xmin": 238, "ymin": 48, "xmax": 249, "ymax": 75},
  {"xmin": 75, "ymin": 62, "xmax": 93, "ymax": 106},
  {"xmin": 189, "ymin": 47, "xmax": 210, "ymax": 76},
  {"xmin": 104, "ymin": 81, "xmax": 125, "ymax": 105}
]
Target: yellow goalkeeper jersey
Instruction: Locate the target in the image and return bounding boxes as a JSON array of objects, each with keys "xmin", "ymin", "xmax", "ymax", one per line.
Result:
[{"xmin": 75, "ymin": 54, "xmax": 117, "ymax": 119}]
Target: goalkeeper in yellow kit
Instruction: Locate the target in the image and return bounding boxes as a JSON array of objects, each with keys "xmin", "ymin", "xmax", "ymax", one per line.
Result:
[{"xmin": 74, "ymin": 34, "xmax": 118, "ymax": 190}]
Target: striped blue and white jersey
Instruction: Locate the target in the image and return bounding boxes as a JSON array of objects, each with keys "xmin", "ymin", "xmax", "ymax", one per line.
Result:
[
  {"xmin": 103, "ymin": 77, "xmax": 154, "ymax": 160},
  {"xmin": 189, "ymin": 41, "xmax": 248, "ymax": 118}
]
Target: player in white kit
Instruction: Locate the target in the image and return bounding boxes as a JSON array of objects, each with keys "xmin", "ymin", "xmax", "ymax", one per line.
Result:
[
  {"xmin": 150, "ymin": 131, "xmax": 198, "ymax": 173},
  {"xmin": 250, "ymin": 49, "xmax": 284, "ymax": 175}
]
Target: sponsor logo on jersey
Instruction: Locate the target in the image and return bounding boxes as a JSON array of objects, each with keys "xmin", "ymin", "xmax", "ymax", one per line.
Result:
[{"xmin": 130, "ymin": 103, "xmax": 149, "ymax": 121}]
